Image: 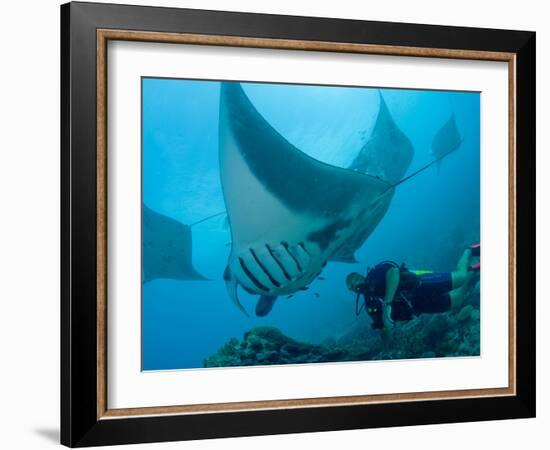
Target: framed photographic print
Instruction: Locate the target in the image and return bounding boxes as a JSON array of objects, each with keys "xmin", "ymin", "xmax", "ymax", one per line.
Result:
[{"xmin": 60, "ymin": 2, "xmax": 536, "ymax": 447}]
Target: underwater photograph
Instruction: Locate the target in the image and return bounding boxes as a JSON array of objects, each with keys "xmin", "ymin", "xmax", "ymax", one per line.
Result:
[{"xmin": 141, "ymin": 78, "xmax": 481, "ymax": 371}]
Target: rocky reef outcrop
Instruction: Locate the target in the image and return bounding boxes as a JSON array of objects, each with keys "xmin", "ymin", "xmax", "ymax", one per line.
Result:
[
  {"xmin": 204, "ymin": 293, "xmax": 480, "ymax": 367},
  {"xmin": 203, "ymin": 326, "xmax": 331, "ymax": 367}
]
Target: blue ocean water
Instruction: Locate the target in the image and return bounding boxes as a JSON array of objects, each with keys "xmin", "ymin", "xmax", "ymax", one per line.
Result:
[{"xmin": 142, "ymin": 78, "xmax": 480, "ymax": 371}]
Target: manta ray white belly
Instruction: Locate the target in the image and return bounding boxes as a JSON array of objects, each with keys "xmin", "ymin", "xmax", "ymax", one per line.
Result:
[{"xmin": 221, "ymin": 131, "xmax": 341, "ymax": 299}]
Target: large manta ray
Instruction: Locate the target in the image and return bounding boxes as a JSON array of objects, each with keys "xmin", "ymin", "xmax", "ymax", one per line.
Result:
[
  {"xmin": 219, "ymin": 83, "xmax": 412, "ymax": 316},
  {"xmin": 142, "ymin": 204, "xmax": 207, "ymax": 283}
]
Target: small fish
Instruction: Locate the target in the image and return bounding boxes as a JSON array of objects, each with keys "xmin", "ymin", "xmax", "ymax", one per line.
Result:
[
  {"xmin": 317, "ymin": 276, "xmax": 325, "ymax": 281},
  {"xmin": 314, "ymin": 293, "xmax": 320, "ymax": 298},
  {"xmin": 287, "ymin": 294, "xmax": 294, "ymax": 299},
  {"xmin": 299, "ymin": 286, "xmax": 309, "ymax": 291}
]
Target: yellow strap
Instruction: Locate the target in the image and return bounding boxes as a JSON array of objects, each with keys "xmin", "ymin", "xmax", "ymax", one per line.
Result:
[{"xmin": 411, "ymin": 269, "xmax": 433, "ymax": 276}]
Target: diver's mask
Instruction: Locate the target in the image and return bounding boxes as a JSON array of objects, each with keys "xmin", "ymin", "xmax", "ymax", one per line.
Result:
[{"xmin": 346, "ymin": 272, "xmax": 365, "ymax": 293}]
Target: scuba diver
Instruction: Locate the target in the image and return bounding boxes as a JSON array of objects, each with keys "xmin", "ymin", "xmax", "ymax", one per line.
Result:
[{"xmin": 346, "ymin": 244, "xmax": 480, "ymax": 329}]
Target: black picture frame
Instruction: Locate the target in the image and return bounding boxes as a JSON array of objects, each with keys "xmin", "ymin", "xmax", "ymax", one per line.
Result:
[{"xmin": 61, "ymin": 1, "xmax": 536, "ymax": 447}]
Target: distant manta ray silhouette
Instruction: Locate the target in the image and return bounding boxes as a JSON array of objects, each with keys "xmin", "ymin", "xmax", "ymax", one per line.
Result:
[
  {"xmin": 219, "ymin": 82, "xmax": 410, "ymax": 317},
  {"xmin": 142, "ymin": 204, "xmax": 208, "ymax": 283},
  {"xmin": 431, "ymin": 111, "xmax": 463, "ymax": 170}
]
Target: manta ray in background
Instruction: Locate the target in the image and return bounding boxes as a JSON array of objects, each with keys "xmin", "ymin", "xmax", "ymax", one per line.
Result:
[
  {"xmin": 349, "ymin": 93, "xmax": 414, "ymax": 184},
  {"xmin": 431, "ymin": 112, "xmax": 463, "ymax": 170},
  {"xmin": 331, "ymin": 92, "xmax": 414, "ymax": 264},
  {"xmin": 142, "ymin": 204, "xmax": 208, "ymax": 283},
  {"xmin": 219, "ymin": 82, "xmax": 405, "ymax": 317}
]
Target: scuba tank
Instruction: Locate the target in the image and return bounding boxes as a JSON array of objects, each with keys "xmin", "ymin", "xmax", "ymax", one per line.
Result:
[
  {"xmin": 355, "ymin": 261, "xmax": 416, "ymax": 327},
  {"xmin": 354, "ymin": 264, "xmax": 388, "ymax": 329},
  {"xmin": 355, "ymin": 262, "xmax": 399, "ymax": 315}
]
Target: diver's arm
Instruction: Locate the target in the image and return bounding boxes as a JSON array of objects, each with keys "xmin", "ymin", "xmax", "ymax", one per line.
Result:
[
  {"xmin": 384, "ymin": 267, "xmax": 400, "ymax": 303},
  {"xmin": 381, "ymin": 267, "xmax": 400, "ymax": 328}
]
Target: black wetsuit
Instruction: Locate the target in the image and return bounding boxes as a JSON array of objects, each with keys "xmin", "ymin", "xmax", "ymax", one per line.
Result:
[{"xmin": 359, "ymin": 261, "xmax": 453, "ymax": 329}]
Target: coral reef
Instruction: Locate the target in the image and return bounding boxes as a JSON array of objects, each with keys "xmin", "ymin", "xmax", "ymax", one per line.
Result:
[
  {"xmin": 204, "ymin": 290, "xmax": 480, "ymax": 367},
  {"xmin": 203, "ymin": 326, "xmax": 327, "ymax": 367},
  {"xmin": 204, "ymin": 233, "xmax": 481, "ymax": 368}
]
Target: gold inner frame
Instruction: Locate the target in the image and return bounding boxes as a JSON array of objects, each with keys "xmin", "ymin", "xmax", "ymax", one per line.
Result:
[{"xmin": 96, "ymin": 29, "xmax": 517, "ymax": 420}]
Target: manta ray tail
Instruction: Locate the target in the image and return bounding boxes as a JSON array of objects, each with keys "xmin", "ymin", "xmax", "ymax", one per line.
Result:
[
  {"xmin": 189, "ymin": 211, "xmax": 227, "ymax": 228},
  {"xmin": 223, "ymin": 266, "xmax": 250, "ymax": 317}
]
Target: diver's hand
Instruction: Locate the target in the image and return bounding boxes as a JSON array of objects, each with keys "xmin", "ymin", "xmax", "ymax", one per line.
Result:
[
  {"xmin": 379, "ymin": 327, "xmax": 391, "ymax": 344},
  {"xmin": 381, "ymin": 302, "xmax": 395, "ymax": 329}
]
